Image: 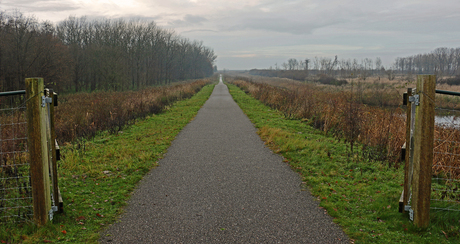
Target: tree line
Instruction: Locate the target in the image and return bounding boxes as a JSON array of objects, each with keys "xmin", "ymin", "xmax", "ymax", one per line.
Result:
[
  {"xmin": 260, "ymin": 47, "xmax": 460, "ymax": 81},
  {"xmin": 0, "ymin": 11, "xmax": 217, "ymax": 93},
  {"xmin": 253, "ymin": 56, "xmax": 384, "ymax": 81},
  {"xmin": 394, "ymin": 47, "xmax": 460, "ymax": 78}
]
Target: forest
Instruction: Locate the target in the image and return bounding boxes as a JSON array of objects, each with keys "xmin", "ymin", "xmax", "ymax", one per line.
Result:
[{"xmin": 0, "ymin": 11, "xmax": 217, "ymax": 93}]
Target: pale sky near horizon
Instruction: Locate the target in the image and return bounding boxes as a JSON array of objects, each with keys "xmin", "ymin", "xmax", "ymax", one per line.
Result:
[{"xmin": 1, "ymin": 0, "xmax": 460, "ymax": 70}]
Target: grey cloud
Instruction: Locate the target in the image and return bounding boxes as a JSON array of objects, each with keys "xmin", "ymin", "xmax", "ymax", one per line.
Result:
[
  {"xmin": 225, "ymin": 16, "xmax": 343, "ymax": 35},
  {"xmin": 169, "ymin": 14, "xmax": 207, "ymax": 27},
  {"xmin": 184, "ymin": 14, "xmax": 207, "ymax": 24},
  {"xmin": 2, "ymin": 0, "xmax": 79, "ymax": 12},
  {"xmin": 139, "ymin": 0, "xmax": 196, "ymax": 11},
  {"xmin": 181, "ymin": 29, "xmax": 219, "ymax": 34}
]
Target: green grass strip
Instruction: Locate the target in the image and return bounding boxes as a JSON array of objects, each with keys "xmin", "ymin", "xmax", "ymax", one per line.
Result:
[
  {"xmin": 227, "ymin": 83, "xmax": 459, "ymax": 244},
  {"xmin": 1, "ymin": 84, "xmax": 215, "ymax": 243}
]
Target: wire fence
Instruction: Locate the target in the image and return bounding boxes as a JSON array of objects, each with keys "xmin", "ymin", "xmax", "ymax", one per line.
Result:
[
  {"xmin": 431, "ymin": 95, "xmax": 460, "ymax": 212},
  {"xmin": 0, "ymin": 90, "xmax": 33, "ymax": 223}
]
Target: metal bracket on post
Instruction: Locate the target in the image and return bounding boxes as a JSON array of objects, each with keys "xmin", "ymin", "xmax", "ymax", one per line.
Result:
[
  {"xmin": 405, "ymin": 205, "xmax": 412, "ymax": 212},
  {"xmin": 42, "ymin": 96, "xmax": 52, "ymax": 107},
  {"xmin": 49, "ymin": 206, "xmax": 58, "ymax": 221},
  {"xmin": 409, "ymin": 94, "xmax": 420, "ymax": 106}
]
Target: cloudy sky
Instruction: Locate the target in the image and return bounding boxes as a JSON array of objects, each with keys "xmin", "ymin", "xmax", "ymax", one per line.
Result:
[{"xmin": 1, "ymin": 0, "xmax": 460, "ymax": 70}]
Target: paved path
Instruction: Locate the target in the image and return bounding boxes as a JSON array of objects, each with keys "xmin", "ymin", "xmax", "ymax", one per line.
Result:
[{"xmin": 100, "ymin": 77, "xmax": 349, "ymax": 243}]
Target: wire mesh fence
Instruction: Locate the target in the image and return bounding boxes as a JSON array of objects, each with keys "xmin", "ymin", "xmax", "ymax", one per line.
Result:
[
  {"xmin": 0, "ymin": 91, "xmax": 33, "ymax": 223},
  {"xmin": 431, "ymin": 102, "xmax": 460, "ymax": 212}
]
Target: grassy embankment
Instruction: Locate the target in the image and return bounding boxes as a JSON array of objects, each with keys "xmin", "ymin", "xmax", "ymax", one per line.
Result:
[
  {"xmin": 227, "ymin": 82, "xmax": 460, "ymax": 244},
  {"xmin": 1, "ymin": 83, "xmax": 216, "ymax": 243}
]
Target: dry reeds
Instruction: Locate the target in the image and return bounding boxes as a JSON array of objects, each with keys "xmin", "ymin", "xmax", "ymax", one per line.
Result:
[
  {"xmin": 0, "ymin": 79, "xmax": 210, "ymax": 163},
  {"xmin": 229, "ymin": 76, "xmax": 460, "ymax": 177},
  {"xmin": 54, "ymin": 79, "xmax": 210, "ymax": 143},
  {"xmin": 229, "ymin": 77, "xmax": 406, "ymax": 166},
  {"xmin": 433, "ymin": 125, "xmax": 460, "ymax": 179}
]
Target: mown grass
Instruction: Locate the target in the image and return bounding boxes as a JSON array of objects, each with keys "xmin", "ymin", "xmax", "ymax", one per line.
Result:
[
  {"xmin": 0, "ymin": 83, "xmax": 216, "ymax": 243},
  {"xmin": 227, "ymin": 82, "xmax": 460, "ymax": 244}
]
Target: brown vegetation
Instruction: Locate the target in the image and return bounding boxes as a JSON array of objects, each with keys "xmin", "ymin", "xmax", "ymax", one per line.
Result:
[
  {"xmin": 228, "ymin": 76, "xmax": 405, "ymax": 165},
  {"xmin": 0, "ymin": 79, "xmax": 211, "ymax": 164},
  {"xmin": 54, "ymin": 79, "xmax": 210, "ymax": 143},
  {"xmin": 228, "ymin": 76, "xmax": 460, "ymax": 177}
]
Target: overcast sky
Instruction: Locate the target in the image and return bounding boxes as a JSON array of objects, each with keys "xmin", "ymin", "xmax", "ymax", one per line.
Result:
[{"xmin": 1, "ymin": 0, "xmax": 460, "ymax": 70}]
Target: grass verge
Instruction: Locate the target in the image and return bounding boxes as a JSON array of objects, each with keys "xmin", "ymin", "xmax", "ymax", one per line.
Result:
[
  {"xmin": 1, "ymin": 84, "xmax": 215, "ymax": 243},
  {"xmin": 227, "ymin": 83, "xmax": 460, "ymax": 244}
]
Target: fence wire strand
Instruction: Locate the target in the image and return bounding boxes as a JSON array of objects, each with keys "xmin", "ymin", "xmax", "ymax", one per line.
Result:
[
  {"xmin": 0, "ymin": 93, "xmax": 33, "ymax": 223},
  {"xmin": 431, "ymin": 93, "xmax": 460, "ymax": 212}
]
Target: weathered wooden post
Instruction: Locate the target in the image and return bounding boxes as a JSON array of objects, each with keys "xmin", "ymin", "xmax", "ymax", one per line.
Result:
[
  {"xmin": 412, "ymin": 75, "xmax": 436, "ymax": 228},
  {"xmin": 26, "ymin": 78, "xmax": 51, "ymax": 226},
  {"xmin": 402, "ymin": 88, "xmax": 413, "ymax": 212},
  {"xmin": 47, "ymin": 89, "xmax": 61, "ymax": 212},
  {"xmin": 45, "ymin": 89, "xmax": 60, "ymax": 214}
]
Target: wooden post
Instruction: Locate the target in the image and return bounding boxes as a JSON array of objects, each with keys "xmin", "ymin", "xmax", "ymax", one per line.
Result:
[
  {"xmin": 48, "ymin": 90, "xmax": 61, "ymax": 212},
  {"xmin": 26, "ymin": 78, "xmax": 51, "ymax": 226},
  {"xmin": 402, "ymin": 88, "xmax": 413, "ymax": 212},
  {"xmin": 412, "ymin": 75, "xmax": 436, "ymax": 228}
]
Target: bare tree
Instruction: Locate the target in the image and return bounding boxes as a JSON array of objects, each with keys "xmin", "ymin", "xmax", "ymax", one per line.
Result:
[{"xmin": 288, "ymin": 58, "xmax": 298, "ymax": 70}]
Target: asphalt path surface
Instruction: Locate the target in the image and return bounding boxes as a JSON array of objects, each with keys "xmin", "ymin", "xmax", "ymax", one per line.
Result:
[{"xmin": 100, "ymin": 77, "xmax": 349, "ymax": 243}]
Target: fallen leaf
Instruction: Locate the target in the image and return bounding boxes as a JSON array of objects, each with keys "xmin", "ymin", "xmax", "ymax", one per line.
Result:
[
  {"xmin": 96, "ymin": 213, "xmax": 104, "ymax": 218},
  {"xmin": 442, "ymin": 231, "xmax": 449, "ymax": 240},
  {"xmin": 76, "ymin": 216, "xmax": 86, "ymax": 221}
]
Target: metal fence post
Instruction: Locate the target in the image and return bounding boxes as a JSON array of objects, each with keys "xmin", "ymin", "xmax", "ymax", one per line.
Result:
[
  {"xmin": 26, "ymin": 78, "xmax": 51, "ymax": 226},
  {"xmin": 412, "ymin": 75, "xmax": 436, "ymax": 228}
]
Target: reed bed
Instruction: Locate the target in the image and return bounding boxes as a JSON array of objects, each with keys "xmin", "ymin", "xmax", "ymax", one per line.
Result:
[{"xmin": 228, "ymin": 76, "xmax": 460, "ymax": 178}]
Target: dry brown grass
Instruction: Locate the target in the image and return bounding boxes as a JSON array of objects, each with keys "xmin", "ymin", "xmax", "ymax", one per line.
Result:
[
  {"xmin": 0, "ymin": 79, "xmax": 211, "ymax": 165},
  {"xmin": 228, "ymin": 75, "xmax": 460, "ymax": 177},
  {"xmin": 55, "ymin": 79, "xmax": 210, "ymax": 143},
  {"xmin": 433, "ymin": 126, "xmax": 460, "ymax": 178},
  {"xmin": 0, "ymin": 98, "xmax": 27, "ymax": 167},
  {"xmin": 229, "ymin": 76, "xmax": 406, "ymax": 164}
]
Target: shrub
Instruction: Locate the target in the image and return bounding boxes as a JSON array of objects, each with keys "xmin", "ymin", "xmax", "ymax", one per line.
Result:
[
  {"xmin": 228, "ymin": 77, "xmax": 405, "ymax": 165},
  {"xmin": 315, "ymin": 74, "xmax": 348, "ymax": 86},
  {"xmin": 438, "ymin": 76, "xmax": 460, "ymax": 86},
  {"xmin": 54, "ymin": 79, "xmax": 211, "ymax": 143}
]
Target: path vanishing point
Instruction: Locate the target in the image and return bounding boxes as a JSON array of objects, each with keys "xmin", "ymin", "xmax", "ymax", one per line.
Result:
[{"xmin": 100, "ymin": 75, "xmax": 349, "ymax": 243}]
